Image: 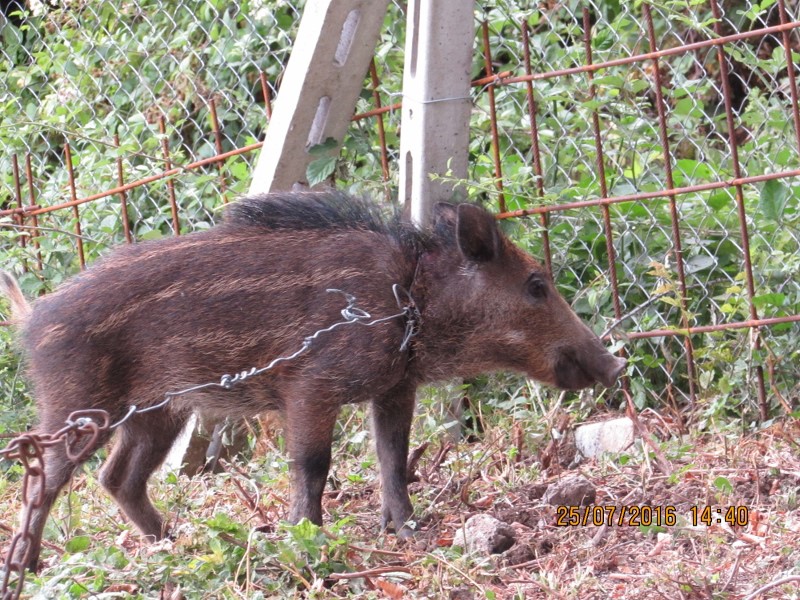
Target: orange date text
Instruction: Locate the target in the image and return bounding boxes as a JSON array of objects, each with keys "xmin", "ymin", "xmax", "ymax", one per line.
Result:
[{"xmin": 555, "ymin": 505, "xmax": 677, "ymax": 527}]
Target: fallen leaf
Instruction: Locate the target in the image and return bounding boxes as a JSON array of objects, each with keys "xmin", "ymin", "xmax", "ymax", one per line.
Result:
[{"xmin": 375, "ymin": 578, "xmax": 407, "ymax": 599}]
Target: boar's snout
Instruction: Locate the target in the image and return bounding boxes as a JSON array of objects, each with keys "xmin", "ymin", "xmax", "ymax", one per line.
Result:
[{"xmin": 554, "ymin": 343, "xmax": 627, "ymax": 390}]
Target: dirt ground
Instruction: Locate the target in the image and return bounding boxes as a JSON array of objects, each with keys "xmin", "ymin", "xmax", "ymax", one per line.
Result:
[
  {"xmin": 2, "ymin": 415, "xmax": 800, "ymax": 599},
  {"xmin": 317, "ymin": 416, "xmax": 800, "ymax": 599}
]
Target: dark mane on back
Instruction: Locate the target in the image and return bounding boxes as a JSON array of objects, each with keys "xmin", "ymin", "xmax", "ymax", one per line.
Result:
[{"xmin": 224, "ymin": 191, "xmax": 391, "ymax": 234}]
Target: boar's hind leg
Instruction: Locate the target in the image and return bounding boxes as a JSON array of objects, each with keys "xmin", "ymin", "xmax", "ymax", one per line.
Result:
[
  {"xmin": 286, "ymin": 404, "xmax": 340, "ymax": 526},
  {"xmin": 99, "ymin": 412, "xmax": 187, "ymax": 541},
  {"xmin": 372, "ymin": 384, "xmax": 416, "ymax": 538}
]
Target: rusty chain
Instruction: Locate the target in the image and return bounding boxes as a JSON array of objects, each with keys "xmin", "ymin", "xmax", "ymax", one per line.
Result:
[
  {"xmin": 0, "ymin": 410, "xmax": 107, "ymax": 600},
  {"xmin": 0, "ymin": 288, "xmax": 418, "ymax": 599}
]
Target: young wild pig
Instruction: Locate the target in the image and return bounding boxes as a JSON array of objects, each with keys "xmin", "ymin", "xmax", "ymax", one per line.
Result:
[{"xmin": 0, "ymin": 191, "xmax": 625, "ymax": 571}]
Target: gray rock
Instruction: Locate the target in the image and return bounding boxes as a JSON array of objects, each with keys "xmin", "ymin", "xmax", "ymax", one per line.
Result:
[
  {"xmin": 542, "ymin": 475, "xmax": 596, "ymax": 506},
  {"xmin": 452, "ymin": 514, "xmax": 516, "ymax": 555},
  {"xmin": 574, "ymin": 417, "xmax": 635, "ymax": 459},
  {"xmin": 449, "ymin": 587, "xmax": 475, "ymax": 600}
]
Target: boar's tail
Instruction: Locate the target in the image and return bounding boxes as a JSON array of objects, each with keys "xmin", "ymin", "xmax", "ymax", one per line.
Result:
[{"xmin": 0, "ymin": 270, "xmax": 31, "ymax": 321}]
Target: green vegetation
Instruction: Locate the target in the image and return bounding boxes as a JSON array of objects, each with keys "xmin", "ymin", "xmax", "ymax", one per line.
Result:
[
  {"xmin": 1, "ymin": 1, "xmax": 799, "ymax": 597},
  {"xmin": 0, "ymin": 0, "xmax": 795, "ymax": 428}
]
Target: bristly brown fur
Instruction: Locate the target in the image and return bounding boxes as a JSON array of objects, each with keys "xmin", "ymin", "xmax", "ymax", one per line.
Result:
[
  {"xmin": 225, "ymin": 191, "xmax": 390, "ymax": 232},
  {"xmin": 223, "ymin": 191, "xmax": 431, "ymax": 254},
  {"xmin": 1, "ymin": 190, "xmax": 624, "ymax": 573}
]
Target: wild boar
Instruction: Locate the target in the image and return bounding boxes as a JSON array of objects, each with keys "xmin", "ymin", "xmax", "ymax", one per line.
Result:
[{"xmin": 0, "ymin": 191, "xmax": 625, "ymax": 571}]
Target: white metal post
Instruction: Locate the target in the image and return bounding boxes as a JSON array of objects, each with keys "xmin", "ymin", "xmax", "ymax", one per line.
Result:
[
  {"xmin": 398, "ymin": 0, "xmax": 476, "ymax": 225},
  {"xmin": 249, "ymin": 0, "xmax": 391, "ymax": 193},
  {"xmin": 397, "ymin": 0, "xmax": 476, "ymax": 441}
]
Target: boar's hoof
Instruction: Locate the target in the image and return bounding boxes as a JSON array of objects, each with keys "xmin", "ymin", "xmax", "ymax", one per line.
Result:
[
  {"xmin": 395, "ymin": 525, "xmax": 416, "ymax": 541},
  {"xmin": 381, "ymin": 513, "xmax": 416, "ymax": 539},
  {"xmin": 25, "ymin": 558, "xmax": 40, "ymax": 574}
]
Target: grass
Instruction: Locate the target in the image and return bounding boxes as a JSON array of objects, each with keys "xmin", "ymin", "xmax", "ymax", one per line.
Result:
[{"xmin": 2, "ymin": 381, "xmax": 800, "ymax": 598}]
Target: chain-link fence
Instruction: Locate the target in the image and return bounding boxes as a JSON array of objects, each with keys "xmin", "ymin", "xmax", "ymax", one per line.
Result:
[
  {"xmin": 476, "ymin": 0, "xmax": 800, "ymax": 417},
  {"xmin": 1, "ymin": 0, "xmax": 799, "ymax": 424}
]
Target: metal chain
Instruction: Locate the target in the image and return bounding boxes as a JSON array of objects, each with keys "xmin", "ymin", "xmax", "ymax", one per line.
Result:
[
  {"xmin": 0, "ymin": 410, "xmax": 108, "ymax": 600},
  {"xmin": 109, "ymin": 286, "xmax": 419, "ymax": 428},
  {"xmin": 0, "ymin": 287, "xmax": 419, "ymax": 600}
]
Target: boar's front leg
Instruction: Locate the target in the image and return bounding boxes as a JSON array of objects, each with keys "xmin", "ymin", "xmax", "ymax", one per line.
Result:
[
  {"xmin": 286, "ymin": 403, "xmax": 340, "ymax": 526},
  {"xmin": 372, "ymin": 383, "xmax": 417, "ymax": 538}
]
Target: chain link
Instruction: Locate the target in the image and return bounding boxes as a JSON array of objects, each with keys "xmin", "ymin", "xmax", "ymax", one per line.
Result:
[{"xmin": 0, "ymin": 411, "xmax": 108, "ymax": 600}]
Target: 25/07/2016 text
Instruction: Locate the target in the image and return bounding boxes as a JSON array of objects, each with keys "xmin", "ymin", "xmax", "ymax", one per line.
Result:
[{"xmin": 555, "ymin": 505, "xmax": 750, "ymax": 528}]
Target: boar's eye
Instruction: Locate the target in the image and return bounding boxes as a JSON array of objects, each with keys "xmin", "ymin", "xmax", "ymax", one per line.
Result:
[{"xmin": 526, "ymin": 275, "xmax": 548, "ymax": 300}]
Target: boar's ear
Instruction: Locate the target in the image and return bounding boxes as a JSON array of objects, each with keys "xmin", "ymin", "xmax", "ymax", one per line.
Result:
[{"xmin": 456, "ymin": 204, "xmax": 498, "ymax": 262}]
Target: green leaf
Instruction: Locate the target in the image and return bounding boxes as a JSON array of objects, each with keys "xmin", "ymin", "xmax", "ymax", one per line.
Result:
[
  {"xmin": 593, "ymin": 74, "xmax": 625, "ymax": 88},
  {"xmin": 752, "ymin": 293, "xmax": 785, "ymax": 309},
  {"xmin": 759, "ymin": 179, "xmax": 790, "ymax": 221},
  {"xmin": 65, "ymin": 60, "xmax": 79, "ymax": 77},
  {"xmin": 206, "ymin": 512, "xmax": 242, "ymax": 534},
  {"xmin": 228, "ymin": 160, "xmax": 250, "ymax": 183},
  {"xmin": 674, "ymin": 97, "xmax": 703, "ymax": 117},
  {"xmin": 630, "ymin": 79, "xmax": 651, "ymax": 94},
  {"xmin": 677, "ymin": 159, "xmax": 714, "ymax": 182},
  {"xmin": 306, "ymin": 156, "xmax": 337, "ymax": 187},
  {"xmin": 105, "ymin": 547, "xmax": 129, "ymax": 570},
  {"xmin": 713, "ymin": 476, "xmax": 733, "ymax": 494},
  {"xmin": 685, "ymin": 255, "xmax": 716, "ymax": 274},
  {"xmin": 699, "ymin": 370, "xmax": 714, "ymax": 390},
  {"xmin": 139, "ymin": 229, "xmax": 163, "ymax": 241},
  {"xmin": 307, "ymin": 137, "xmax": 338, "ymax": 156},
  {"xmin": 65, "ymin": 535, "xmax": 91, "ymax": 553},
  {"xmin": 639, "ymin": 523, "xmax": 666, "ymax": 536},
  {"xmin": 707, "ymin": 191, "xmax": 731, "ymax": 211}
]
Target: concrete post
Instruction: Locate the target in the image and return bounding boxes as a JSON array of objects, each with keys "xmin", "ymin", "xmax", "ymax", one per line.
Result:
[
  {"xmin": 249, "ymin": 0, "xmax": 392, "ymax": 193},
  {"xmin": 397, "ymin": 0, "xmax": 476, "ymax": 440},
  {"xmin": 398, "ymin": 0, "xmax": 476, "ymax": 225}
]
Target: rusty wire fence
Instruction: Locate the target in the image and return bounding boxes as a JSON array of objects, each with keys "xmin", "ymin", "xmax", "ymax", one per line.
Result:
[
  {"xmin": 0, "ymin": 0, "xmax": 799, "ymax": 431},
  {"xmin": 481, "ymin": 0, "xmax": 800, "ymax": 419}
]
